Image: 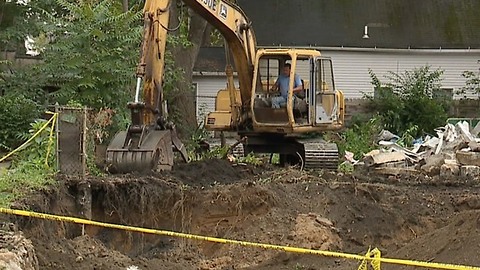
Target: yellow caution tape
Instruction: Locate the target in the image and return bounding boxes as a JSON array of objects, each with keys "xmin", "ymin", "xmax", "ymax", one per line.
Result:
[
  {"xmin": 358, "ymin": 247, "xmax": 381, "ymax": 270},
  {"xmin": 0, "ymin": 207, "xmax": 479, "ymax": 270},
  {"xmin": 0, "ymin": 112, "xmax": 58, "ymax": 166},
  {"xmin": 45, "ymin": 113, "xmax": 58, "ymax": 166}
]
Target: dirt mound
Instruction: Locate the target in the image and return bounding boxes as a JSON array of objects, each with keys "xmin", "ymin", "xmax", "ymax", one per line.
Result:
[
  {"xmin": 168, "ymin": 158, "xmax": 268, "ymax": 187},
  {"xmin": 2, "ymin": 160, "xmax": 480, "ymax": 269},
  {"xmin": 395, "ymin": 211, "xmax": 480, "ymax": 267}
]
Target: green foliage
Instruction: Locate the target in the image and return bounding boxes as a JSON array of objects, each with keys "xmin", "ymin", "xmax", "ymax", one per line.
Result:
[
  {"xmin": 0, "ymin": 118, "xmax": 57, "ymax": 207},
  {"xmin": 367, "ymin": 66, "xmax": 448, "ymax": 138},
  {"xmin": 458, "ymin": 70, "xmax": 480, "ymax": 99},
  {"xmin": 184, "ymin": 122, "xmax": 211, "ymax": 161},
  {"xmin": 396, "ymin": 125, "xmax": 419, "ymax": 147},
  {"xmin": 0, "ymin": 1, "xmax": 31, "ymax": 50},
  {"xmin": 0, "ymin": 95, "xmax": 41, "ymax": 150},
  {"xmin": 338, "ymin": 161, "xmax": 354, "ymax": 174},
  {"xmin": 270, "ymin": 153, "xmax": 280, "ymax": 165},
  {"xmin": 1, "ymin": 0, "xmax": 142, "ymax": 112},
  {"xmin": 238, "ymin": 152, "xmax": 263, "ymax": 166},
  {"xmin": 335, "ymin": 117, "xmax": 382, "ymax": 160},
  {"xmin": 199, "ymin": 146, "xmax": 229, "ymax": 160},
  {"xmin": 15, "ymin": 119, "xmax": 56, "ymax": 168}
]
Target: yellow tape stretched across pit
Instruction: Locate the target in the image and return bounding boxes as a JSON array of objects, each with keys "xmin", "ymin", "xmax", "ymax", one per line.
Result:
[
  {"xmin": 0, "ymin": 112, "xmax": 57, "ymax": 165},
  {"xmin": 0, "ymin": 207, "xmax": 479, "ymax": 270}
]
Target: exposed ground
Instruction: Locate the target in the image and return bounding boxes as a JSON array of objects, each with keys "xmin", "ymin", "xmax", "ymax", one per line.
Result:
[{"xmin": 2, "ymin": 159, "xmax": 480, "ymax": 270}]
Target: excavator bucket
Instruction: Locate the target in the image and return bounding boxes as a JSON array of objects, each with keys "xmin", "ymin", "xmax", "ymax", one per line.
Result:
[{"xmin": 105, "ymin": 129, "xmax": 187, "ymax": 173}]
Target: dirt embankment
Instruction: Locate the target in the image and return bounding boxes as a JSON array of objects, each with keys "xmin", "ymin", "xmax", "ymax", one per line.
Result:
[{"xmin": 1, "ymin": 159, "xmax": 480, "ymax": 269}]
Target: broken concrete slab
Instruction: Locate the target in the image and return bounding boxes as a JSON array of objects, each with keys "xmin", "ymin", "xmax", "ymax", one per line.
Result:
[
  {"xmin": 440, "ymin": 163, "xmax": 460, "ymax": 177},
  {"xmin": 456, "ymin": 151, "xmax": 480, "ymax": 166},
  {"xmin": 456, "ymin": 121, "xmax": 475, "ymax": 142},
  {"xmin": 460, "ymin": 165, "xmax": 480, "ymax": 178},
  {"xmin": 420, "ymin": 154, "xmax": 445, "ymax": 176},
  {"xmin": 468, "ymin": 141, "xmax": 480, "ymax": 152},
  {"xmin": 364, "ymin": 151, "xmax": 406, "ymax": 167}
]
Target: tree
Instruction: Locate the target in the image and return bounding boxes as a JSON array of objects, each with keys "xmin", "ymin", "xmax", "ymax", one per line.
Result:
[
  {"xmin": 1, "ymin": 0, "xmax": 142, "ymax": 110},
  {"xmin": 458, "ymin": 70, "xmax": 480, "ymax": 99},
  {"xmin": 164, "ymin": 1, "xmax": 209, "ymax": 134},
  {"xmin": 1, "ymin": 0, "xmax": 216, "ymax": 138},
  {"xmin": 122, "ymin": 0, "xmax": 128, "ymax": 12},
  {"xmin": 367, "ymin": 66, "xmax": 449, "ymax": 137}
]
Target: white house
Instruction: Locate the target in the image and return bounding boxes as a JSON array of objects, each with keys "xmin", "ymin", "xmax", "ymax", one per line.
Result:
[{"xmin": 193, "ymin": 0, "xmax": 480, "ymax": 121}]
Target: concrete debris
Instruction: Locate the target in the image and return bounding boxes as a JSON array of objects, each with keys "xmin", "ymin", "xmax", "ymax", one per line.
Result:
[
  {"xmin": 460, "ymin": 165, "xmax": 480, "ymax": 178},
  {"xmin": 0, "ymin": 223, "xmax": 38, "ymax": 270},
  {"xmin": 364, "ymin": 151, "xmax": 406, "ymax": 167},
  {"xmin": 361, "ymin": 120, "xmax": 480, "ymax": 177},
  {"xmin": 344, "ymin": 151, "xmax": 358, "ymax": 164},
  {"xmin": 456, "ymin": 151, "xmax": 480, "ymax": 166}
]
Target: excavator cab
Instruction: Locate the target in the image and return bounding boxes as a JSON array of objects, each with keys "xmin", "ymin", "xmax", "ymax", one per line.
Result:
[
  {"xmin": 243, "ymin": 49, "xmax": 345, "ymax": 169},
  {"xmin": 206, "ymin": 48, "xmax": 344, "ymax": 169},
  {"xmin": 251, "ymin": 49, "xmax": 344, "ymax": 133}
]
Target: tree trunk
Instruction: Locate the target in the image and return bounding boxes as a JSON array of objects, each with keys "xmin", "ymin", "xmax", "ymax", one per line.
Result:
[
  {"xmin": 168, "ymin": 2, "xmax": 208, "ymax": 135},
  {"xmin": 122, "ymin": 0, "xmax": 128, "ymax": 12}
]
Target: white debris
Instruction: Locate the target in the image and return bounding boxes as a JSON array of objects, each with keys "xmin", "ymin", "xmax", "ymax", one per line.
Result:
[{"xmin": 361, "ymin": 120, "xmax": 480, "ymax": 175}]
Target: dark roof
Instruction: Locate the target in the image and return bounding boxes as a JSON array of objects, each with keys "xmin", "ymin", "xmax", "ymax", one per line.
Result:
[
  {"xmin": 236, "ymin": 0, "xmax": 480, "ymax": 49},
  {"xmin": 193, "ymin": 47, "xmax": 230, "ymax": 72}
]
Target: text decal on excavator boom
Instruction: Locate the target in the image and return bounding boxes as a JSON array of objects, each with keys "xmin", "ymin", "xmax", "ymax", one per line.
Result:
[
  {"xmin": 219, "ymin": 3, "xmax": 227, "ymax": 19},
  {"xmin": 203, "ymin": 0, "xmax": 216, "ymax": 11}
]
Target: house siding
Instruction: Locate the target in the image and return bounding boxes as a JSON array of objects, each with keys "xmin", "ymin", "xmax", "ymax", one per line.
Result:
[
  {"xmin": 193, "ymin": 49, "xmax": 480, "ymax": 118},
  {"xmin": 194, "ymin": 76, "xmax": 238, "ymax": 122},
  {"xmin": 321, "ymin": 49, "xmax": 480, "ymax": 99}
]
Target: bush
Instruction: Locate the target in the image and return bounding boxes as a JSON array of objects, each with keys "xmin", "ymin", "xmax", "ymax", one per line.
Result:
[
  {"xmin": 0, "ymin": 118, "xmax": 56, "ymax": 207},
  {"xmin": 458, "ymin": 71, "xmax": 480, "ymax": 99},
  {"xmin": 335, "ymin": 116, "xmax": 382, "ymax": 160},
  {"xmin": 367, "ymin": 66, "xmax": 449, "ymax": 138},
  {"xmin": 0, "ymin": 95, "xmax": 41, "ymax": 150}
]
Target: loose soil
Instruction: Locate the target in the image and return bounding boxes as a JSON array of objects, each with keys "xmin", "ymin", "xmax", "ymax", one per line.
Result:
[{"xmin": 2, "ymin": 159, "xmax": 480, "ymax": 269}]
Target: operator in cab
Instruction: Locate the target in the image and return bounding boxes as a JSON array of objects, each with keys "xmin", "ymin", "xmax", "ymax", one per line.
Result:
[{"xmin": 270, "ymin": 63, "xmax": 303, "ymax": 108}]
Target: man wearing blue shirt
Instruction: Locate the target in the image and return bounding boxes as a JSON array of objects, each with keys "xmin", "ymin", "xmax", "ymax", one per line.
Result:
[{"xmin": 270, "ymin": 63, "xmax": 303, "ymax": 108}]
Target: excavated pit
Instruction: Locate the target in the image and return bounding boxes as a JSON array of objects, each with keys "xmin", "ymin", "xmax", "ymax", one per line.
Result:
[{"xmin": 3, "ymin": 159, "xmax": 480, "ymax": 269}]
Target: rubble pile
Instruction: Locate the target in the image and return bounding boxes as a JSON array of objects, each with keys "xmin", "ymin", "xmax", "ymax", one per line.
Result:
[
  {"xmin": 0, "ymin": 223, "xmax": 38, "ymax": 270},
  {"xmin": 351, "ymin": 120, "xmax": 480, "ymax": 178}
]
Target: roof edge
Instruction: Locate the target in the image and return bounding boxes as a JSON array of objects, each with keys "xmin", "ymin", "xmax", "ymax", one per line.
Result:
[{"xmin": 261, "ymin": 46, "xmax": 480, "ymax": 54}]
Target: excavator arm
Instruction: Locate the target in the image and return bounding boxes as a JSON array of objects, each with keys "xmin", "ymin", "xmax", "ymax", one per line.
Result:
[
  {"xmin": 182, "ymin": 0, "xmax": 256, "ymax": 110},
  {"xmin": 106, "ymin": 0, "xmax": 186, "ymax": 173},
  {"xmin": 106, "ymin": 0, "xmax": 257, "ymax": 173}
]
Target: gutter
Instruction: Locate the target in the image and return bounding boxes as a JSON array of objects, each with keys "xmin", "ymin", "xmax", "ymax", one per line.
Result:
[
  {"xmin": 193, "ymin": 71, "xmax": 237, "ymax": 76},
  {"xmin": 261, "ymin": 46, "xmax": 480, "ymax": 54}
]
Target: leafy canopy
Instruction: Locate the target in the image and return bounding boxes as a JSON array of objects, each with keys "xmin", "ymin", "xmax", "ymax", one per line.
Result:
[{"xmin": 2, "ymin": 0, "xmax": 142, "ymax": 110}]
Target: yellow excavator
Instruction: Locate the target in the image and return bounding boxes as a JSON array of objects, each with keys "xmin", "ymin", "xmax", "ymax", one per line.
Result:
[{"xmin": 106, "ymin": 0, "xmax": 345, "ymax": 172}]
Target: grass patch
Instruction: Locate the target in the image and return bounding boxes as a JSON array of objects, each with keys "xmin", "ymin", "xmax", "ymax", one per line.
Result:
[
  {"xmin": 0, "ymin": 118, "xmax": 58, "ymax": 207},
  {"xmin": 0, "ymin": 165, "xmax": 56, "ymax": 207}
]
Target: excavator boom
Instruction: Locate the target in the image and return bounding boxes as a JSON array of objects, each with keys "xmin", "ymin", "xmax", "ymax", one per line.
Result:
[
  {"xmin": 182, "ymin": 0, "xmax": 256, "ymax": 110},
  {"xmin": 106, "ymin": 0, "xmax": 345, "ymax": 172}
]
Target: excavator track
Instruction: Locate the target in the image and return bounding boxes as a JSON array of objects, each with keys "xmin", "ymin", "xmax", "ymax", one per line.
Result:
[
  {"xmin": 302, "ymin": 141, "xmax": 339, "ymax": 170},
  {"xmin": 207, "ymin": 136, "xmax": 338, "ymax": 170}
]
